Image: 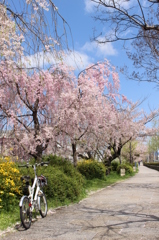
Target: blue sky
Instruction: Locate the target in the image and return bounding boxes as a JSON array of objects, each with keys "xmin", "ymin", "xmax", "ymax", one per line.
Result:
[{"xmin": 22, "ymin": 0, "xmax": 158, "ymax": 116}]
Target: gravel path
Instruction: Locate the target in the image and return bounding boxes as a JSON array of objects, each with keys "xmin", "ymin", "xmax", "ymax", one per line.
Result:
[{"xmin": 2, "ymin": 165, "xmax": 159, "ymax": 240}]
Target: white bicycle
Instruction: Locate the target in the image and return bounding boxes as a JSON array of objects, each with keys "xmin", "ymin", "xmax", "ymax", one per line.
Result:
[{"xmin": 19, "ymin": 162, "xmax": 48, "ymax": 229}]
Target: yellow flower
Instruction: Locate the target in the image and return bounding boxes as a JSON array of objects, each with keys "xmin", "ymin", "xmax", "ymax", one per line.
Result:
[
  {"xmin": 13, "ymin": 168, "xmax": 19, "ymax": 173},
  {"xmin": 0, "ymin": 157, "xmax": 21, "ymax": 210},
  {"xmin": 10, "ymin": 180, "xmax": 15, "ymax": 187},
  {"xmin": 8, "ymin": 192, "xmax": 14, "ymax": 197}
]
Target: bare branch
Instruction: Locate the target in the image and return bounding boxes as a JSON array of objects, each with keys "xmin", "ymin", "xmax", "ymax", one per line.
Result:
[{"xmin": 90, "ymin": 0, "xmax": 159, "ymax": 84}]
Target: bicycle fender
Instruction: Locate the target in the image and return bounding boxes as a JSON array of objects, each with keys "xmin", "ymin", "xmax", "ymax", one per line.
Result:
[{"xmin": 19, "ymin": 195, "xmax": 28, "ymax": 207}]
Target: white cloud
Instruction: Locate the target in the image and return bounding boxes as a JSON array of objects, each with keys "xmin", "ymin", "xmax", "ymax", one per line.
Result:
[
  {"xmin": 82, "ymin": 39, "xmax": 118, "ymax": 56},
  {"xmin": 21, "ymin": 50, "xmax": 94, "ymax": 71},
  {"xmin": 21, "ymin": 51, "xmax": 51, "ymax": 69},
  {"xmin": 64, "ymin": 50, "xmax": 94, "ymax": 70},
  {"xmin": 116, "ymin": 0, "xmax": 134, "ymax": 10},
  {"xmin": 21, "ymin": 36, "xmax": 117, "ymax": 71},
  {"xmin": 84, "ymin": 0, "xmax": 97, "ymax": 13},
  {"xmin": 120, "ymin": 29, "xmax": 132, "ymax": 38}
]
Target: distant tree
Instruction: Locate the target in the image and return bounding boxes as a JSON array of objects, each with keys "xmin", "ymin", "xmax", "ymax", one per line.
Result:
[
  {"xmin": 89, "ymin": 0, "xmax": 159, "ymax": 83},
  {"xmin": 92, "ymin": 100, "xmax": 157, "ymax": 165},
  {"xmin": 122, "ymin": 140, "xmax": 148, "ymax": 163},
  {"xmin": 122, "ymin": 140, "xmax": 138, "ymax": 163}
]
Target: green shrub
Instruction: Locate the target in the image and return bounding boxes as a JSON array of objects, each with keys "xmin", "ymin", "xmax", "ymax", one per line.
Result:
[
  {"xmin": 117, "ymin": 163, "xmax": 133, "ymax": 174},
  {"xmin": 77, "ymin": 159, "xmax": 106, "ymax": 180},
  {"xmin": 41, "ymin": 166, "xmax": 83, "ymax": 201},
  {"xmin": 42, "ymin": 154, "xmax": 84, "ymax": 186},
  {"xmin": 42, "ymin": 154, "xmax": 67, "ymax": 166},
  {"xmin": 19, "ymin": 155, "xmax": 85, "ymax": 204},
  {"xmin": 111, "ymin": 160, "xmax": 119, "ymax": 171},
  {"xmin": 43, "ymin": 154, "xmax": 77, "ymax": 176}
]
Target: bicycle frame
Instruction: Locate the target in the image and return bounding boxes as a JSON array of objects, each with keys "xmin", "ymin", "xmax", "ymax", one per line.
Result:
[
  {"xmin": 19, "ymin": 164, "xmax": 43, "ymax": 212},
  {"xmin": 19, "ymin": 162, "xmax": 48, "ymax": 229}
]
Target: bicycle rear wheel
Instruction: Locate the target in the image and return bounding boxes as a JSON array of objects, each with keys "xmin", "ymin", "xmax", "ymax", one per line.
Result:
[
  {"xmin": 39, "ymin": 193, "xmax": 47, "ymax": 218},
  {"xmin": 20, "ymin": 196, "xmax": 32, "ymax": 229}
]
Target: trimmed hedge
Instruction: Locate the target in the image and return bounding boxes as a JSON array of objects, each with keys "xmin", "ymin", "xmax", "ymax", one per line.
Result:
[
  {"xmin": 144, "ymin": 162, "xmax": 159, "ymax": 166},
  {"xmin": 144, "ymin": 162, "xmax": 159, "ymax": 171},
  {"xmin": 77, "ymin": 159, "xmax": 106, "ymax": 180}
]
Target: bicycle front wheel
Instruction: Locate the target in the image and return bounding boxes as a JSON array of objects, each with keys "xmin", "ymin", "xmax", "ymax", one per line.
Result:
[
  {"xmin": 20, "ymin": 196, "xmax": 32, "ymax": 229},
  {"xmin": 39, "ymin": 193, "xmax": 47, "ymax": 218}
]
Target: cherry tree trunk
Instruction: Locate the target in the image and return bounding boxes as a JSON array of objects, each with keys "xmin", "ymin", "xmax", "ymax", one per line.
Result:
[
  {"xmin": 72, "ymin": 143, "xmax": 78, "ymax": 167},
  {"xmin": 34, "ymin": 145, "xmax": 43, "ymax": 162},
  {"xmin": 106, "ymin": 146, "xmax": 122, "ymax": 165},
  {"xmin": 118, "ymin": 154, "xmax": 122, "ymax": 164},
  {"xmin": 129, "ymin": 141, "xmax": 132, "ymax": 164}
]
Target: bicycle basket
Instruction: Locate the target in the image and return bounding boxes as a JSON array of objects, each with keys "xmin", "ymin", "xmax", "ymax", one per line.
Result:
[{"xmin": 38, "ymin": 175, "xmax": 47, "ymax": 187}]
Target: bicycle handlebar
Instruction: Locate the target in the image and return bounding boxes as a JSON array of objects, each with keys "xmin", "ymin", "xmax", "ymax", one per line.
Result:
[{"xmin": 18, "ymin": 162, "xmax": 49, "ymax": 168}]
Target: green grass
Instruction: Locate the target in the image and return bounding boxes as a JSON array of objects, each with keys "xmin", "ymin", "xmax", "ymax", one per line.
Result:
[
  {"xmin": 0, "ymin": 170, "xmax": 136, "ymax": 231},
  {"xmin": 0, "ymin": 207, "xmax": 20, "ymax": 231},
  {"xmin": 83, "ymin": 171, "xmax": 136, "ymax": 193}
]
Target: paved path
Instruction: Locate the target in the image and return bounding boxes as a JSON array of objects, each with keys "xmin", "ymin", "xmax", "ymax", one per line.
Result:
[{"xmin": 2, "ymin": 165, "xmax": 159, "ymax": 240}]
